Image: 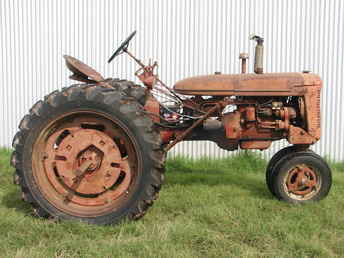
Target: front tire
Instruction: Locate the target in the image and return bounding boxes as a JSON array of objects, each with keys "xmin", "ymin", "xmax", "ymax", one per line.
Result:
[
  {"xmin": 11, "ymin": 84, "xmax": 165, "ymax": 224},
  {"xmin": 271, "ymin": 152, "xmax": 332, "ymax": 203},
  {"xmin": 266, "ymin": 146, "xmax": 312, "ymax": 196}
]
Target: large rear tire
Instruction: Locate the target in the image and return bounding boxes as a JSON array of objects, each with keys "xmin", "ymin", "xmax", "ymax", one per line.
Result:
[
  {"xmin": 11, "ymin": 84, "xmax": 165, "ymax": 225},
  {"xmin": 109, "ymin": 79, "xmax": 147, "ymax": 106}
]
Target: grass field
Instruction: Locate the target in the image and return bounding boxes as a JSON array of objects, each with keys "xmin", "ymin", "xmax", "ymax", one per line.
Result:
[{"xmin": 1, "ymin": 148, "xmax": 344, "ymax": 258}]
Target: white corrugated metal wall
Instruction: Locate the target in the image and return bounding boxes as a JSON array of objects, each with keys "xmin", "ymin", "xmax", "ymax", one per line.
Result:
[{"xmin": 0, "ymin": 0, "xmax": 343, "ymax": 161}]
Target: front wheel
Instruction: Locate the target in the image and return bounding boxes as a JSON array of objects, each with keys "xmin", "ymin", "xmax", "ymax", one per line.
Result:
[
  {"xmin": 266, "ymin": 146, "xmax": 313, "ymax": 196},
  {"xmin": 11, "ymin": 84, "xmax": 165, "ymax": 224},
  {"xmin": 271, "ymin": 152, "xmax": 332, "ymax": 203}
]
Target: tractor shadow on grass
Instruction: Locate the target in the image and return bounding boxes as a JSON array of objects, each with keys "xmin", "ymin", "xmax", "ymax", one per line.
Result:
[
  {"xmin": 2, "ymin": 165, "xmax": 273, "ymax": 216},
  {"xmin": 165, "ymin": 168, "xmax": 273, "ymax": 200},
  {"xmin": 2, "ymin": 187, "xmax": 34, "ymax": 215}
]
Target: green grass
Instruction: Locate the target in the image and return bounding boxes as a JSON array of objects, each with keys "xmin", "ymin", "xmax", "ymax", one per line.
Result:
[{"xmin": 1, "ymin": 148, "xmax": 344, "ymax": 258}]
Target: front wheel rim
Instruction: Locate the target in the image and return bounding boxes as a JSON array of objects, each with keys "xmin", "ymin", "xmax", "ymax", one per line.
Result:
[{"xmin": 283, "ymin": 164, "xmax": 321, "ymax": 201}]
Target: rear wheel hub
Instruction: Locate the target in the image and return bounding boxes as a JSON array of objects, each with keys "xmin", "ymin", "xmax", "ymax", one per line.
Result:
[
  {"xmin": 77, "ymin": 145, "xmax": 103, "ymax": 172},
  {"xmin": 52, "ymin": 129, "xmax": 127, "ymax": 197}
]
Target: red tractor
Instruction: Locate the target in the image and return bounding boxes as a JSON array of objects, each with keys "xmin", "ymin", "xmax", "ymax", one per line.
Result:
[{"xmin": 11, "ymin": 31, "xmax": 331, "ymax": 224}]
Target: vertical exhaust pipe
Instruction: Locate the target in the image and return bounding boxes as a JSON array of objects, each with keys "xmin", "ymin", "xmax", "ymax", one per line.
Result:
[{"xmin": 250, "ymin": 35, "xmax": 264, "ymax": 74}]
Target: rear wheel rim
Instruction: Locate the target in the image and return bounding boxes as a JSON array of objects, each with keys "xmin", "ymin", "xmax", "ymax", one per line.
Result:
[{"xmin": 32, "ymin": 111, "xmax": 140, "ymax": 217}]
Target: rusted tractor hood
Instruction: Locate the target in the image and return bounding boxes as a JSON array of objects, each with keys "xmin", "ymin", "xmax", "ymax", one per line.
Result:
[{"xmin": 174, "ymin": 72, "xmax": 321, "ymax": 96}]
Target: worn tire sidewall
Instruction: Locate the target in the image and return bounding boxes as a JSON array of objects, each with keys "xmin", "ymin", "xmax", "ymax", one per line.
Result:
[{"xmin": 266, "ymin": 146, "xmax": 298, "ymax": 195}]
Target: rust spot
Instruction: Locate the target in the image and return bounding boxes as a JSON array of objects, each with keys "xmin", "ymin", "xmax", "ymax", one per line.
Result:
[
  {"xmin": 144, "ymin": 95, "xmax": 160, "ymax": 123},
  {"xmin": 240, "ymin": 141, "xmax": 271, "ymax": 150}
]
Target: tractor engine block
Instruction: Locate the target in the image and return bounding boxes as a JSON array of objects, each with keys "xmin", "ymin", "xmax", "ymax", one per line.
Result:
[{"xmin": 223, "ymin": 99, "xmax": 312, "ymax": 150}]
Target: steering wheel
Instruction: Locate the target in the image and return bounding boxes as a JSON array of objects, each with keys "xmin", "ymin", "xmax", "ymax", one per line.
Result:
[{"xmin": 108, "ymin": 30, "xmax": 137, "ymax": 63}]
